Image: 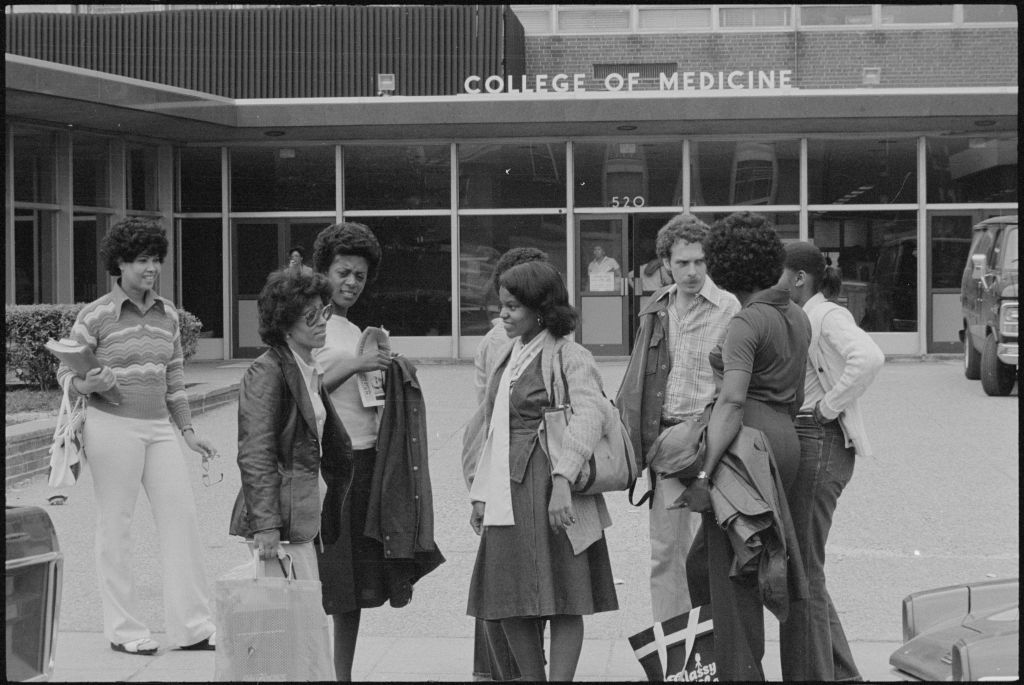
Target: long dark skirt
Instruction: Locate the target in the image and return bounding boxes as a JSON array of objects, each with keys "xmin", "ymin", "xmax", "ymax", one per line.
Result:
[{"xmin": 466, "ymin": 439, "xmax": 618, "ymax": 620}]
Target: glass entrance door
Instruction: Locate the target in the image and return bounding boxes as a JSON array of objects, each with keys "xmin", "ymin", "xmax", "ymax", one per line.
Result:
[
  {"xmin": 232, "ymin": 219, "xmax": 331, "ymax": 357},
  {"xmin": 576, "ymin": 216, "xmax": 629, "ymax": 356}
]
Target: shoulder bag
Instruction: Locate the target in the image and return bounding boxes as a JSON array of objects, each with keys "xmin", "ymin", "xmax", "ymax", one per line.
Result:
[
  {"xmin": 540, "ymin": 348, "xmax": 638, "ymax": 496},
  {"xmin": 47, "ymin": 376, "xmax": 85, "ymax": 488}
]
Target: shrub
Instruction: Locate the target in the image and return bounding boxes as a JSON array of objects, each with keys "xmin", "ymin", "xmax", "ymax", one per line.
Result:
[{"xmin": 5, "ymin": 303, "xmax": 205, "ymax": 390}]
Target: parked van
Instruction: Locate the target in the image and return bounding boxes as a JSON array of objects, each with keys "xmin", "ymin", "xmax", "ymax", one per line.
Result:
[{"xmin": 960, "ymin": 215, "xmax": 1018, "ymax": 396}]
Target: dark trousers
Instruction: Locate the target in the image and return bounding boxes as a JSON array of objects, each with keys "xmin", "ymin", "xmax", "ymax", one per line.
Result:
[
  {"xmin": 687, "ymin": 513, "xmax": 767, "ymax": 681},
  {"xmin": 779, "ymin": 418, "xmax": 861, "ymax": 681},
  {"xmin": 473, "ymin": 619, "xmax": 520, "ymax": 681}
]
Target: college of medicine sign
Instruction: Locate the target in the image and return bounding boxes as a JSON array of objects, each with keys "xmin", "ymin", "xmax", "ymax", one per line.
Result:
[{"xmin": 464, "ymin": 70, "xmax": 794, "ymax": 94}]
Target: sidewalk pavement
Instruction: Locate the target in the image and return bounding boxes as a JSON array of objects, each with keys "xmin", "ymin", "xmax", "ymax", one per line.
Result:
[
  {"xmin": 22, "ymin": 358, "xmax": 917, "ymax": 682},
  {"xmin": 49, "ymin": 631, "xmax": 904, "ymax": 681}
]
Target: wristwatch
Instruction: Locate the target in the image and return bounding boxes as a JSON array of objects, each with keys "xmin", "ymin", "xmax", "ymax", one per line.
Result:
[
  {"xmin": 696, "ymin": 470, "xmax": 708, "ymax": 481},
  {"xmin": 813, "ymin": 400, "xmax": 837, "ymax": 425}
]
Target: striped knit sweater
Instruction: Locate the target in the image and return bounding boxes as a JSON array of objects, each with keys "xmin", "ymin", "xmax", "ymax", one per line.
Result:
[{"xmin": 56, "ymin": 282, "xmax": 192, "ymax": 429}]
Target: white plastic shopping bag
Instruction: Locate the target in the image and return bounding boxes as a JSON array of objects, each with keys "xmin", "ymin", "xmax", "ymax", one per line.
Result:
[{"xmin": 214, "ymin": 550, "xmax": 335, "ymax": 681}]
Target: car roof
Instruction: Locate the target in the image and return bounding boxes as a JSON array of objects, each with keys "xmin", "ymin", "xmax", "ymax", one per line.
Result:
[{"xmin": 974, "ymin": 215, "xmax": 1017, "ymax": 231}]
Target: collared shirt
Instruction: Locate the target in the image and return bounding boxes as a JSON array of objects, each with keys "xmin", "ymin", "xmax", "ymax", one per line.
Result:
[
  {"xmin": 588, "ymin": 256, "xmax": 621, "ymax": 274},
  {"xmin": 662, "ymin": 277, "xmax": 741, "ymax": 420},
  {"xmin": 288, "ymin": 345, "xmax": 327, "ymax": 449}
]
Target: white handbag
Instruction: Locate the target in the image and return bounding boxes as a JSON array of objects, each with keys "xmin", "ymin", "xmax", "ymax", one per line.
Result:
[{"xmin": 47, "ymin": 376, "xmax": 86, "ymax": 488}]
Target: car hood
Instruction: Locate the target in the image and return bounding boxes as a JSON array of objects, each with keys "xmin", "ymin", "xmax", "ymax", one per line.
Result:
[{"xmin": 890, "ymin": 602, "xmax": 1019, "ymax": 681}]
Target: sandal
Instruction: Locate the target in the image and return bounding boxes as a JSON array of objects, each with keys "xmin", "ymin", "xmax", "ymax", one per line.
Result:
[
  {"xmin": 180, "ymin": 631, "xmax": 216, "ymax": 651},
  {"xmin": 110, "ymin": 637, "xmax": 159, "ymax": 655}
]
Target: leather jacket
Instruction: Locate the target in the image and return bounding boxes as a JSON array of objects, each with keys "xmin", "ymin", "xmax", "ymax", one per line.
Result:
[
  {"xmin": 229, "ymin": 345, "xmax": 354, "ymax": 544},
  {"xmin": 365, "ymin": 356, "xmax": 444, "ymax": 573}
]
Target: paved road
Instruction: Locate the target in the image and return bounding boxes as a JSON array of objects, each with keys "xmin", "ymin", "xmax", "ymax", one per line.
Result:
[{"xmin": 5, "ymin": 358, "xmax": 1018, "ymax": 679}]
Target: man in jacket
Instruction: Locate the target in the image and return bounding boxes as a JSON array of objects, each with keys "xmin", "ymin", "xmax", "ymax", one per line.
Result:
[
  {"xmin": 616, "ymin": 214, "xmax": 740, "ymax": 623},
  {"xmin": 777, "ymin": 241, "xmax": 885, "ymax": 681}
]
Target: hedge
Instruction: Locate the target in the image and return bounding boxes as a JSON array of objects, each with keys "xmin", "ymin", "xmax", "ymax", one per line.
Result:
[{"xmin": 5, "ymin": 304, "xmax": 203, "ymax": 390}]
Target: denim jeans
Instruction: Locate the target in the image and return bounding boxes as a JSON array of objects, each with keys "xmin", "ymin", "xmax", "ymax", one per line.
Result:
[{"xmin": 780, "ymin": 417, "xmax": 862, "ymax": 681}]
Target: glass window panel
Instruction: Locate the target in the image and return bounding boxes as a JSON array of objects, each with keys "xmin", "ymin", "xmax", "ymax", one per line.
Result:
[
  {"xmin": 691, "ymin": 140, "xmax": 800, "ymax": 207},
  {"xmin": 809, "ymin": 210, "xmax": 917, "ymax": 332},
  {"xmin": 73, "ymin": 135, "xmax": 110, "ymax": 207},
  {"xmin": 344, "ymin": 216, "xmax": 452, "ymax": 336},
  {"xmin": 127, "ymin": 144, "xmax": 159, "ymax": 211},
  {"xmin": 962, "ymin": 5, "xmax": 1016, "ymax": 22},
  {"xmin": 807, "ymin": 138, "xmax": 917, "ymax": 205},
  {"xmin": 720, "ymin": 6, "xmax": 791, "ymax": 28},
  {"xmin": 13, "ymin": 129, "xmax": 58, "ymax": 203},
  {"xmin": 638, "ymin": 8, "xmax": 711, "ymax": 29},
  {"xmin": 13, "ymin": 210, "xmax": 58, "ymax": 304},
  {"xmin": 73, "ymin": 213, "xmax": 110, "ymax": 302},
  {"xmin": 458, "ymin": 143, "xmax": 566, "ymax": 209},
  {"xmin": 179, "ymin": 147, "xmax": 222, "ymax": 212},
  {"xmin": 557, "ymin": 7, "xmax": 630, "ymax": 32},
  {"xmin": 512, "ymin": 7, "xmax": 551, "ymax": 33},
  {"xmin": 345, "ymin": 144, "xmax": 451, "ymax": 211},
  {"xmin": 574, "ymin": 141, "xmax": 682, "ymax": 208},
  {"xmin": 179, "ymin": 219, "xmax": 224, "ymax": 337},
  {"xmin": 928, "ymin": 215, "xmax": 974, "ymax": 290},
  {"xmin": 800, "ymin": 5, "xmax": 873, "ymax": 26},
  {"xmin": 459, "ymin": 215, "xmax": 568, "ymax": 336},
  {"xmin": 230, "ymin": 146, "xmax": 334, "ymax": 212},
  {"xmin": 926, "ymin": 134, "xmax": 1017, "ymax": 203},
  {"xmin": 881, "ymin": 5, "xmax": 952, "ymax": 24}
]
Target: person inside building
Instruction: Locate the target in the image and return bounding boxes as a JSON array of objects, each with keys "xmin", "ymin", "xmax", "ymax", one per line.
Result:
[
  {"xmin": 678, "ymin": 211, "xmax": 811, "ymax": 681},
  {"xmin": 57, "ymin": 217, "xmax": 219, "ymax": 656},
  {"xmin": 309, "ymin": 222, "xmax": 400, "ymax": 681},
  {"xmin": 777, "ymin": 241, "xmax": 884, "ymax": 681},
  {"xmin": 466, "ymin": 260, "xmax": 619, "ymax": 681},
  {"xmin": 229, "ymin": 267, "xmax": 350, "ymax": 679},
  {"xmin": 587, "ymin": 243, "xmax": 621, "ymax": 278},
  {"xmin": 287, "ymin": 245, "xmax": 314, "ymax": 275},
  {"xmin": 466, "ymin": 246, "xmax": 549, "ymax": 682},
  {"xmin": 616, "ymin": 213, "xmax": 740, "ymax": 626}
]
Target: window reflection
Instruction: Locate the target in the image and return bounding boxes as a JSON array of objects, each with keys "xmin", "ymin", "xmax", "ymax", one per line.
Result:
[
  {"xmin": 178, "ymin": 147, "xmax": 222, "ymax": 212},
  {"xmin": 574, "ymin": 142, "xmax": 681, "ymax": 208},
  {"xmin": 179, "ymin": 219, "xmax": 224, "ymax": 337},
  {"xmin": 692, "ymin": 140, "xmax": 800, "ymax": 206},
  {"xmin": 810, "ymin": 211, "xmax": 917, "ymax": 332},
  {"xmin": 345, "ymin": 216, "xmax": 452, "ymax": 336},
  {"xmin": 458, "ymin": 143, "xmax": 565, "ymax": 208},
  {"xmin": 73, "ymin": 135, "xmax": 110, "ymax": 207},
  {"xmin": 13, "ymin": 210, "xmax": 58, "ymax": 304},
  {"xmin": 231, "ymin": 146, "xmax": 334, "ymax": 212},
  {"xmin": 807, "ymin": 138, "xmax": 916, "ymax": 205},
  {"xmin": 345, "ymin": 145, "xmax": 450, "ymax": 210},
  {"xmin": 459, "ymin": 215, "xmax": 567, "ymax": 336},
  {"xmin": 926, "ymin": 134, "xmax": 1017, "ymax": 203},
  {"xmin": 13, "ymin": 129, "xmax": 58, "ymax": 204},
  {"xmin": 127, "ymin": 144, "xmax": 159, "ymax": 211}
]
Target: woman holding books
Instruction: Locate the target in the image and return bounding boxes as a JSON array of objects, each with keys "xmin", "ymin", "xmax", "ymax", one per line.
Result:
[
  {"xmin": 56, "ymin": 217, "xmax": 219, "ymax": 656},
  {"xmin": 310, "ymin": 222, "xmax": 400, "ymax": 681}
]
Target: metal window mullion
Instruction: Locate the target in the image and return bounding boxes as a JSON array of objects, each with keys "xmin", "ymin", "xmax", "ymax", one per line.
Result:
[
  {"xmin": 5, "ymin": 127, "xmax": 15, "ymax": 304},
  {"xmin": 566, "ymin": 139, "xmax": 575, "ymax": 329},
  {"xmin": 682, "ymin": 138, "xmax": 691, "ymax": 212},
  {"xmin": 916, "ymin": 135, "xmax": 928, "ymax": 355},
  {"xmin": 450, "ymin": 141, "xmax": 459, "ymax": 359},
  {"xmin": 799, "ymin": 137, "xmax": 808, "ymax": 240},
  {"xmin": 221, "ymin": 145, "xmax": 231, "ymax": 359},
  {"xmin": 336, "ymin": 145, "xmax": 344, "ymax": 224}
]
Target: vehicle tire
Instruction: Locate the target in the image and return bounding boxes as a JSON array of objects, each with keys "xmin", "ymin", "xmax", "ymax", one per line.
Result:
[
  {"xmin": 980, "ymin": 333, "xmax": 1017, "ymax": 396},
  {"xmin": 964, "ymin": 330, "xmax": 981, "ymax": 380}
]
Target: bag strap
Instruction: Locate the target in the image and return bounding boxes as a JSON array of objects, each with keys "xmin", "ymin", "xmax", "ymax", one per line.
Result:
[
  {"xmin": 628, "ymin": 477, "xmax": 654, "ymax": 508},
  {"xmin": 51, "ymin": 376, "xmax": 75, "ymax": 442}
]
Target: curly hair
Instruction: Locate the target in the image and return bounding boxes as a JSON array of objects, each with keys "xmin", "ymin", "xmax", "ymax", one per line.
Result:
[
  {"xmin": 655, "ymin": 213, "xmax": 710, "ymax": 261},
  {"xmin": 499, "ymin": 261, "xmax": 578, "ymax": 337},
  {"xmin": 257, "ymin": 268, "xmax": 334, "ymax": 347},
  {"xmin": 312, "ymin": 222, "xmax": 382, "ymax": 283},
  {"xmin": 100, "ymin": 218, "xmax": 169, "ymax": 277},
  {"xmin": 705, "ymin": 212, "xmax": 784, "ymax": 294},
  {"xmin": 491, "ymin": 247, "xmax": 549, "ymax": 295}
]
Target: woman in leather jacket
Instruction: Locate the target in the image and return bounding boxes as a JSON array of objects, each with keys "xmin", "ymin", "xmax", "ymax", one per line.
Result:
[{"xmin": 228, "ymin": 268, "xmax": 353, "ymax": 630}]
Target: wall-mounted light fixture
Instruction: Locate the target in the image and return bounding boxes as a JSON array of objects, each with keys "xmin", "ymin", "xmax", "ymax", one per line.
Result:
[
  {"xmin": 378, "ymin": 73, "xmax": 396, "ymax": 96},
  {"xmin": 862, "ymin": 67, "xmax": 881, "ymax": 86},
  {"xmin": 264, "ymin": 130, "xmax": 285, "ymax": 137},
  {"xmin": 617, "ymin": 125, "xmax": 637, "ymax": 131}
]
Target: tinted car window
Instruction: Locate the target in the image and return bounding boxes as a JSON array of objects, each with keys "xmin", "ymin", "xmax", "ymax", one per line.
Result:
[{"xmin": 994, "ymin": 226, "xmax": 1017, "ymax": 270}]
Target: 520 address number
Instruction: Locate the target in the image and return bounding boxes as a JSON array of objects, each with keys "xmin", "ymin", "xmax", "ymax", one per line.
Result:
[{"xmin": 609, "ymin": 196, "xmax": 646, "ymax": 207}]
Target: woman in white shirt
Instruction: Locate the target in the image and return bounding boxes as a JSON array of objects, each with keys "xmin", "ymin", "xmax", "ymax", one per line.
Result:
[
  {"xmin": 311, "ymin": 222, "xmax": 394, "ymax": 681},
  {"xmin": 777, "ymin": 241, "xmax": 884, "ymax": 681}
]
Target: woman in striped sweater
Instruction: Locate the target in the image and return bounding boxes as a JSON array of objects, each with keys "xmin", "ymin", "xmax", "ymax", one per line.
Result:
[{"xmin": 57, "ymin": 218, "xmax": 219, "ymax": 656}]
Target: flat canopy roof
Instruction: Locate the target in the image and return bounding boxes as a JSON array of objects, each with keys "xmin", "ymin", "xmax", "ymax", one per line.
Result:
[{"xmin": 6, "ymin": 54, "xmax": 1018, "ymax": 143}]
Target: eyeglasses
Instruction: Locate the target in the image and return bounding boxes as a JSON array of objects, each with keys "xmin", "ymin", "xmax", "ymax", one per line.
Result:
[
  {"xmin": 303, "ymin": 304, "xmax": 333, "ymax": 327},
  {"xmin": 201, "ymin": 456, "xmax": 224, "ymax": 487}
]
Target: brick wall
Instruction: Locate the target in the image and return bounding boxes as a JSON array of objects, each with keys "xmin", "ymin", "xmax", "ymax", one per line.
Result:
[{"xmin": 525, "ymin": 28, "xmax": 1018, "ymax": 90}]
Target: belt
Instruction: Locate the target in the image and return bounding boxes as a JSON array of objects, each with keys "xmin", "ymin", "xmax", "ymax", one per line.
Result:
[{"xmin": 795, "ymin": 412, "xmax": 815, "ymax": 419}]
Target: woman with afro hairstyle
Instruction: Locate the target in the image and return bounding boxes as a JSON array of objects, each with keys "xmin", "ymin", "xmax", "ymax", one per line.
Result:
[
  {"xmin": 466, "ymin": 260, "xmax": 619, "ymax": 681},
  {"xmin": 56, "ymin": 217, "xmax": 219, "ymax": 656},
  {"xmin": 677, "ymin": 211, "xmax": 812, "ymax": 680},
  {"xmin": 309, "ymin": 222, "xmax": 401, "ymax": 680}
]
